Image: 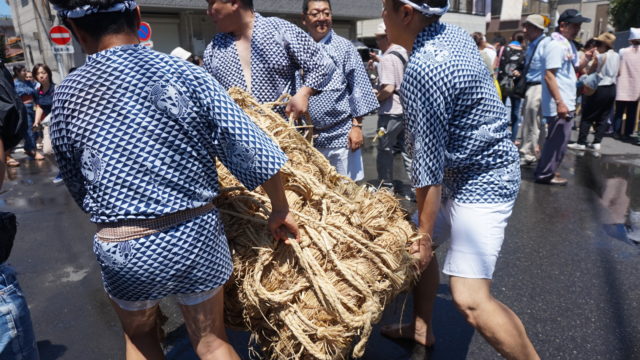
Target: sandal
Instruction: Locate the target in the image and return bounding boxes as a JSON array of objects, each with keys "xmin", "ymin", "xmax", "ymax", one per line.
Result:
[
  {"xmin": 25, "ymin": 150, "xmax": 45, "ymax": 161},
  {"xmin": 5, "ymin": 157, "xmax": 20, "ymax": 167}
]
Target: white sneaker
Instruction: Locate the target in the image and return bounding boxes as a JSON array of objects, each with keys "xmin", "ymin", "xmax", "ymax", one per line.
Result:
[
  {"xmin": 588, "ymin": 143, "xmax": 601, "ymax": 151},
  {"xmin": 567, "ymin": 143, "xmax": 586, "ymax": 151}
]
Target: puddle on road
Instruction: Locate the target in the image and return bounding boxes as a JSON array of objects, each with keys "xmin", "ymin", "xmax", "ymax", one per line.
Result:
[
  {"xmin": 574, "ymin": 154, "xmax": 640, "ymax": 250},
  {"xmin": 53, "ymin": 266, "xmax": 91, "ymax": 283}
]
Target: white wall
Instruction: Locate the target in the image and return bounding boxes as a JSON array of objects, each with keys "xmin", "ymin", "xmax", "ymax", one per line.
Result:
[{"xmin": 358, "ymin": 13, "xmax": 486, "ymax": 39}]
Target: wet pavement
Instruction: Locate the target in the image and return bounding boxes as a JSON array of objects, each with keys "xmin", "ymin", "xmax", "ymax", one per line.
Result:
[{"xmin": 2, "ymin": 115, "xmax": 640, "ymax": 359}]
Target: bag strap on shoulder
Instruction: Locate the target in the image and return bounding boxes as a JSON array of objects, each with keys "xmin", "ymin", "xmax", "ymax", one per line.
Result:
[{"xmin": 388, "ymin": 51, "xmax": 407, "ymax": 68}]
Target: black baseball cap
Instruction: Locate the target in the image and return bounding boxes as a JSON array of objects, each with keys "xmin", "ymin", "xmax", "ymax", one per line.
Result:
[{"xmin": 558, "ymin": 9, "xmax": 592, "ymax": 24}]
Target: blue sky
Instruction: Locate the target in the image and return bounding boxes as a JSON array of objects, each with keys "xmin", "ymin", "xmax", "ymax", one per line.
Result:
[{"xmin": 0, "ymin": 1, "xmax": 11, "ymax": 17}]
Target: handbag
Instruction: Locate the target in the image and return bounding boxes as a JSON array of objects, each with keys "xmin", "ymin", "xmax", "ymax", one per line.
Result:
[
  {"xmin": 0, "ymin": 212, "xmax": 17, "ymax": 264},
  {"xmin": 513, "ymin": 36, "xmax": 545, "ymax": 98},
  {"xmin": 581, "ymin": 54, "xmax": 608, "ymax": 97}
]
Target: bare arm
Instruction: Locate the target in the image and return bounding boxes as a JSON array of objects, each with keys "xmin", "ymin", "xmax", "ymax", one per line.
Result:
[
  {"xmin": 286, "ymin": 86, "xmax": 316, "ymax": 119},
  {"xmin": 586, "ymin": 55, "xmax": 599, "ymax": 75},
  {"xmin": 544, "ymin": 69, "xmax": 569, "ymax": 119},
  {"xmin": 261, "ymin": 171, "xmax": 300, "ymax": 244},
  {"xmin": 414, "ymin": 185, "xmax": 441, "ymax": 271},
  {"xmin": 347, "ymin": 116, "xmax": 364, "ymax": 151},
  {"xmin": 0, "ymin": 138, "xmax": 5, "ymax": 190},
  {"xmin": 34, "ymin": 104, "xmax": 44, "ymax": 127},
  {"xmin": 576, "ymin": 48, "xmax": 595, "ymax": 73},
  {"xmin": 376, "ymin": 84, "xmax": 395, "ymax": 103}
]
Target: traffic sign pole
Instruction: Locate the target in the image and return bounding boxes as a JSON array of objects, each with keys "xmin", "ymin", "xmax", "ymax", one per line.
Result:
[{"xmin": 49, "ymin": 25, "xmax": 74, "ymax": 80}]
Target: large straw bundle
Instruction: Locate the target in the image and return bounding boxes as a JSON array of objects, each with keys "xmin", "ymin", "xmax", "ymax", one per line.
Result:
[{"xmin": 216, "ymin": 88, "xmax": 420, "ymax": 360}]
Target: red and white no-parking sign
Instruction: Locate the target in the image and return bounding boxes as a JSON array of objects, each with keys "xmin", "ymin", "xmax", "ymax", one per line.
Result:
[
  {"xmin": 49, "ymin": 25, "xmax": 72, "ymax": 46},
  {"xmin": 138, "ymin": 22, "xmax": 153, "ymax": 48},
  {"xmin": 138, "ymin": 22, "xmax": 152, "ymax": 42}
]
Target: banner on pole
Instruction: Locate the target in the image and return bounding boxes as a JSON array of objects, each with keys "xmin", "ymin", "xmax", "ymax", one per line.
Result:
[{"xmin": 500, "ymin": 0, "xmax": 524, "ymax": 22}]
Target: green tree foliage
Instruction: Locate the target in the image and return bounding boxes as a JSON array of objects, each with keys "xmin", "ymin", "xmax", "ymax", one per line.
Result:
[{"xmin": 610, "ymin": 0, "xmax": 640, "ymax": 31}]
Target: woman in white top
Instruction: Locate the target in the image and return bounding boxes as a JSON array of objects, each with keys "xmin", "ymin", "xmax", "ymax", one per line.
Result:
[{"xmin": 574, "ymin": 32, "xmax": 620, "ymax": 150}]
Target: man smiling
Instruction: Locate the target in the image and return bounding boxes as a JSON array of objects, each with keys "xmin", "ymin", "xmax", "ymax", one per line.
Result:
[
  {"xmin": 299, "ymin": 0, "xmax": 379, "ymax": 180},
  {"xmin": 204, "ymin": 0, "xmax": 335, "ymax": 120}
]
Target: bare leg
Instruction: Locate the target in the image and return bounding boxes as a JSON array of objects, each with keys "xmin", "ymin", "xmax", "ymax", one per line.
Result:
[
  {"xmin": 109, "ymin": 299, "xmax": 165, "ymax": 360},
  {"xmin": 179, "ymin": 288, "xmax": 240, "ymax": 360},
  {"xmin": 381, "ymin": 256, "xmax": 439, "ymax": 347},
  {"xmin": 449, "ymin": 277, "xmax": 539, "ymax": 360}
]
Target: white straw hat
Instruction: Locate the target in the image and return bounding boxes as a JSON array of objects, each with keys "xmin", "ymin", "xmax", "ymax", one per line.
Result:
[{"xmin": 374, "ymin": 23, "xmax": 386, "ymax": 36}]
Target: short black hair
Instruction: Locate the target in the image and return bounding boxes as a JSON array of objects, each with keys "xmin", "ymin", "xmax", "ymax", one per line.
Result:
[
  {"xmin": 239, "ymin": 0, "xmax": 253, "ymax": 8},
  {"xmin": 12, "ymin": 64, "xmax": 25, "ymax": 79},
  {"xmin": 49, "ymin": 0, "xmax": 138, "ymax": 41},
  {"xmin": 206, "ymin": 0, "xmax": 254, "ymax": 10},
  {"xmin": 472, "ymin": 32, "xmax": 484, "ymax": 47},
  {"xmin": 303, "ymin": 0, "xmax": 331, "ymax": 14}
]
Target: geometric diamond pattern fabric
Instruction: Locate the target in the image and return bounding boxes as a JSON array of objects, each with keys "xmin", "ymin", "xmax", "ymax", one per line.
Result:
[
  {"xmin": 93, "ymin": 211, "xmax": 232, "ymax": 301},
  {"xmin": 204, "ymin": 13, "xmax": 335, "ymax": 109},
  {"xmin": 50, "ymin": 44, "xmax": 287, "ymax": 300},
  {"xmin": 402, "ymin": 22, "xmax": 520, "ymax": 204},
  {"xmin": 298, "ymin": 30, "xmax": 379, "ymax": 148}
]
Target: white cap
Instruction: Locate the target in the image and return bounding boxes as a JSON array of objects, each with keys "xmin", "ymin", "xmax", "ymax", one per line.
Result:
[
  {"xmin": 170, "ymin": 47, "xmax": 192, "ymax": 61},
  {"xmin": 630, "ymin": 27, "xmax": 640, "ymax": 41},
  {"xmin": 374, "ymin": 23, "xmax": 386, "ymax": 36}
]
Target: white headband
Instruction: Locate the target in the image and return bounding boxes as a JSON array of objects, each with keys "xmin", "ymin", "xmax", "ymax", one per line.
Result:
[{"xmin": 396, "ymin": 0, "xmax": 450, "ymax": 17}]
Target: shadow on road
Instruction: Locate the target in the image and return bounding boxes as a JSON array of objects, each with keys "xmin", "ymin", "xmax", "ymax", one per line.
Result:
[{"xmin": 37, "ymin": 340, "xmax": 67, "ymax": 360}]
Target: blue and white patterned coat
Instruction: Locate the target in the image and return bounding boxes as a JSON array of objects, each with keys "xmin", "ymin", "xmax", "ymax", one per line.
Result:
[
  {"xmin": 300, "ymin": 30, "xmax": 379, "ymax": 148},
  {"xmin": 204, "ymin": 13, "xmax": 334, "ymax": 107},
  {"xmin": 50, "ymin": 44, "xmax": 287, "ymax": 301},
  {"xmin": 401, "ymin": 22, "xmax": 520, "ymax": 204}
]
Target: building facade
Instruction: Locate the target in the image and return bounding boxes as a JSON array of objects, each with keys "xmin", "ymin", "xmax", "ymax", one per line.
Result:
[
  {"xmin": 8, "ymin": 0, "xmax": 381, "ymax": 82},
  {"xmin": 486, "ymin": 0, "xmax": 550, "ymax": 43},
  {"xmin": 557, "ymin": 0, "xmax": 612, "ymax": 42},
  {"xmin": 357, "ymin": 1, "xmax": 490, "ymax": 45},
  {"xmin": 486, "ymin": 0, "xmax": 613, "ymax": 45}
]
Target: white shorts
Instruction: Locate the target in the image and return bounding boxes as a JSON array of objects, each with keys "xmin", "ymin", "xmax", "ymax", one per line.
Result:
[
  {"xmin": 317, "ymin": 147, "xmax": 364, "ymax": 182},
  {"xmin": 109, "ymin": 286, "xmax": 221, "ymax": 312},
  {"xmin": 429, "ymin": 199, "xmax": 515, "ymax": 279}
]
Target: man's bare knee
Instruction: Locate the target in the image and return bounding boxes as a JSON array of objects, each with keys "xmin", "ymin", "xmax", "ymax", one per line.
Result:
[
  {"xmin": 113, "ymin": 304, "xmax": 160, "ymax": 338},
  {"xmin": 452, "ymin": 291, "xmax": 483, "ymax": 325},
  {"xmin": 450, "ymin": 277, "xmax": 493, "ymax": 327}
]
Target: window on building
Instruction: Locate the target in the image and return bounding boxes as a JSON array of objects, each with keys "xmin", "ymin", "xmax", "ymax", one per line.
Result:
[
  {"xmin": 21, "ymin": 0, "xmax": 29, "ymax": 7},
  {"xmin": 492, "ymin": 0, "xmax": 502, "ymax": 16},
  {"xmin": 452, "ymin": 0, "xmax": 484, "ymax": 15}
]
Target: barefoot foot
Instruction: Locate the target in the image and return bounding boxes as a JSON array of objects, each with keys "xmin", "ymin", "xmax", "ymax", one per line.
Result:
[{"xmin": 380, "ymin": 323, "xmax": 435, "ymax": 347}]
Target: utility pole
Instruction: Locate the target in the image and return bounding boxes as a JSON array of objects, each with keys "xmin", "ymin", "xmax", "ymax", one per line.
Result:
[{"xmin": 549, "ymin": 0, "xmax": 559, "ymax": 29}]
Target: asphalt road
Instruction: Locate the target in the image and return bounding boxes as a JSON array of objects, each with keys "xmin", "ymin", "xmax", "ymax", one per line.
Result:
[{"xmin": 1, "ymin": 116, "xmax": 640, "ymax": 360}]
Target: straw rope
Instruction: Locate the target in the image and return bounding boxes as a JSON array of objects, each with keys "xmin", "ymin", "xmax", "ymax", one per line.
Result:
[{"xmin": 218, "ymin": 88, "xmax": 420, "ymax": 359}]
